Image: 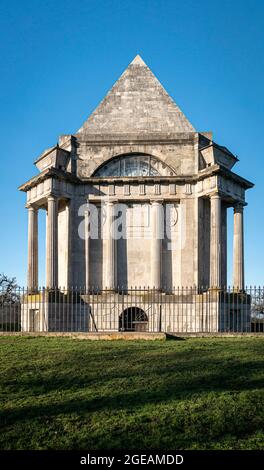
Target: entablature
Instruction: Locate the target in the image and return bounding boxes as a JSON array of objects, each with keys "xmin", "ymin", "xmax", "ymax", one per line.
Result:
[{"xmin": 19, "ymin": 160, "xmax": 253, "ymax": 208}]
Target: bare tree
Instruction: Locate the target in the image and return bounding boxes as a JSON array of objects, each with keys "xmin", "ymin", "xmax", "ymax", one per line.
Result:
[{"xmin": 0, "ymin": 274, "xmax": 19, "ymax": 303}]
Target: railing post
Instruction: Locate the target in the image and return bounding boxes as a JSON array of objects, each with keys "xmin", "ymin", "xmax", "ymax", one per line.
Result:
[
  {"xmin": 159, "ymin": 304, "xmax": 162, "ymax": 332},
  {"xmin": 121, "ymin": 288, "xmax": 125, "ymax": 332}
]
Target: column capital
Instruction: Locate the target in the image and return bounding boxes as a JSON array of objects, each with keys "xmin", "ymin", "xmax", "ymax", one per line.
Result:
[
  {"xmin": 26, "ymin": 203, "xmax": 38, "ymax": 211},
  {"xmin": 234, "ymin": 202, "xmax": 244, "ymax": 213},
  {"xmin": 150, "ymin": 199, "xmax": 164, "ymax": 205},
  {"xmin": 104, "ymin": 199, "xmax": 118, "ymax": 206},
  {"xmin": 210, "ymin": 192, "xmax": 221, "ymax": 200},
  {"xmin": 47, "ymin": 194, "xmax": 57, "ymax": 202}
]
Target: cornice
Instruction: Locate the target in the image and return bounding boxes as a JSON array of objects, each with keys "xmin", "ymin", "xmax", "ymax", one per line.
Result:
[{"xmin": 18, "ymin": 168, "xmax": 80, "ymax": 192}]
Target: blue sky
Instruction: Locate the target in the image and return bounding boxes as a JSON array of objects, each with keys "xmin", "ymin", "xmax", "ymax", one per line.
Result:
[{"xmin": 0, "ymin": 0, "xmax": 263, "ymax": 286}]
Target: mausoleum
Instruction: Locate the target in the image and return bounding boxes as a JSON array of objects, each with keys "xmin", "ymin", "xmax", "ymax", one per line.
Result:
[{"xmin": 19, "ymin": 55, "xmax": 253, "ymax": 333}]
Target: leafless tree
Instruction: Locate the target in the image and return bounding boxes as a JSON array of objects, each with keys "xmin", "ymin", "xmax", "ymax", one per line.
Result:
[{"xmin": 0, "ymin": 274, "xmax": 19, "ymax": 303}]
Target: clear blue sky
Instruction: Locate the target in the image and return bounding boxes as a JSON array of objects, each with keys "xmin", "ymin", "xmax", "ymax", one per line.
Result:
[{"xmin": 0, "ymin": 0, "xmax": 263, "ymax": 286}]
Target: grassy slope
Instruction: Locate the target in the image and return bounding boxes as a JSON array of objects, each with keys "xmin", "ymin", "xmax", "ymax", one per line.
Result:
[{"xmin": 0, "ymin": 336, "xmax": 263, "ymax": 450}]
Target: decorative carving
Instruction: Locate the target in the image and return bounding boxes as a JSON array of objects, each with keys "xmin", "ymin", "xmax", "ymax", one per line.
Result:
[
  {"xmin": 154, "ymin": 183, "xmax": 161, "ymax": 195},
  {"xmin": 124, "ymin": 184, "xmax": 130, "ymax": 196},
  {"xmin": 170, "ymin": 207, "xmax": 178, "ymax": 226},
  {"xmin": 139, "ymin": 183, "xmax": 145, "ymax": 195},
  {"xmin": 185, "ymin": 183, "xmax": 192, "ymax": 195}
]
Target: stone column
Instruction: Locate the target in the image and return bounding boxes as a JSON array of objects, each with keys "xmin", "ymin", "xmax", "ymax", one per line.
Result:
[
  {"xmin": 105, "ymin": 201, "xmax": 115, "ymax": 289},
  {"xmin": 151, "ymin": 201, "xmax": 163, "ymax": 289},
  {"xmin": 46, "ymin": 195, "xmax": 58, "ymax": 289},
  {"xmin": 221, "ymin": 204, "xmax": 227, "ymax": 288},
  {"xmin": 65, "ymin": 202, "xmax": 72, "ymax": 288},
  {"xmin": 84, "ymin": 209, "xmax": 90, "ymax": 292},
  {"xmin": 27, "ymin": 206, "xmax": 38, "ymax": 291},
  {"xmin": 233, "ymin": 203, "xmax": 244, "ymax": 290},
  {"xmin": 210, "ymin": 194, "xmax": 222, "ymax": 288}
]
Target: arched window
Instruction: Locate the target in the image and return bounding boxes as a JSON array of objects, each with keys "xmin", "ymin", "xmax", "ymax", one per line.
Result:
[{"xmin": 93, "ymin": 153, "xmax": 175, "ymax": 177}]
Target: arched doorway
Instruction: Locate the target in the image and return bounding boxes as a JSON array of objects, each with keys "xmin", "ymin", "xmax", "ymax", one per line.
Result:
[{"xmin": 119, "ymin": 307, "xmax": 148, "ymax": 332}]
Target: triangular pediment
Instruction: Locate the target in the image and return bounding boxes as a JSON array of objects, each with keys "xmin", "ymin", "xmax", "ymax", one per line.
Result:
[{"xmin": 78, "ymin": 55, "xmax": 195, "ymax": 135}]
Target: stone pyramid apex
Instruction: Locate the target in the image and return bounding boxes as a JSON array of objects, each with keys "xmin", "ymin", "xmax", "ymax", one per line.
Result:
[
  {"xmin": 130, "ymin": 54, "xmax": 147, "ymax": 66},
  {"xmin": 78, "ymin": 56, "xmax": 195, "ymax": 135}
]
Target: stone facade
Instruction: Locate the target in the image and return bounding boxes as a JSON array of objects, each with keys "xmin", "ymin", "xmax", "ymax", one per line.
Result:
[{"xmin": 19, "ymin": 55, "xmax": 253, "ymax": 332}]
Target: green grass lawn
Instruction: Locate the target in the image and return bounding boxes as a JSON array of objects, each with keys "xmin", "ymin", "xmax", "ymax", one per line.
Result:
[{"xmin": 0, "ymin": 336, "xmax": 264, "ymax": 450}]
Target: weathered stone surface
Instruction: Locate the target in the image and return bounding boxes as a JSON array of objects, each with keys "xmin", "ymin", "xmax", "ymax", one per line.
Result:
[
  {"xmin": 78, "ymin": 55, "xmax": 195, "ymax": 135},
  {"xmin": 0, "ymin": 331, "xmax": 167, "ymax": 340}
]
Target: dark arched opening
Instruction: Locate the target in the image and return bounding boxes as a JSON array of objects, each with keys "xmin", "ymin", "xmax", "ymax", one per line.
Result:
[{"xmin": 119, "ymin": 307, "xmax": 148, "ymax": 332}]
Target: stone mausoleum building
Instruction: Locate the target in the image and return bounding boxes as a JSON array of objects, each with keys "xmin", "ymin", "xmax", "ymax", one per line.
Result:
[{"xmin": 19, "ymin": 55, "xmax": 253, "ymax": 333}]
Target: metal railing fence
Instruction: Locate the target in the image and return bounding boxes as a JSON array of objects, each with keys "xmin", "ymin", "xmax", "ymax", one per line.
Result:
[{"xmin": 0, "ymin": 286, "xmax": 263, "ymax": 334}]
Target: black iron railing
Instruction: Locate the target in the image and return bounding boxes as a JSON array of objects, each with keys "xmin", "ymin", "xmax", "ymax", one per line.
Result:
[{"xmin": 0, "ymin": 286, "xmax": 263, "ymax": 334}]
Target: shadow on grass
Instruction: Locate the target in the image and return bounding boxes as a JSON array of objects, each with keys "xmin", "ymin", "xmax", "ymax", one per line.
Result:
[
  {"xmin": 1, "ymin": 339, "xmax": 264, "ymax": 449},
  {"xmin": 165, "ymin": 334, "xmax": 186, "ymax": 340},
  {"xmin": 1, "ymin": 352, "xmax": 264, "ymax": 428}
]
